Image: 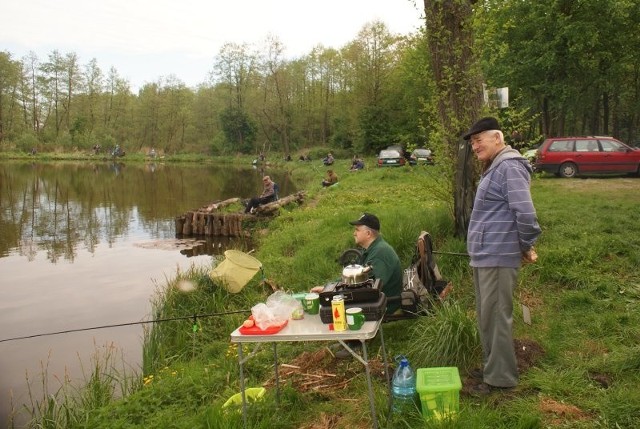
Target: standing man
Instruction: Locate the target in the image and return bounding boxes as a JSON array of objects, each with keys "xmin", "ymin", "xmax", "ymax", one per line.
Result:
[{"xmin": 463, "ymin": 117, "xmax": 541, "ymax": 395}]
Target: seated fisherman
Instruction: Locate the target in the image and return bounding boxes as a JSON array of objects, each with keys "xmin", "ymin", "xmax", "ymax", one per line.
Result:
[
  {"xmin": 321, "ymin": 169, "xmax": 338, "ymax": 187},
  {"xmin": 312, "ymin": 212, "xmax": 403, "ymax": 359},
  {"xmin": 323, "ymin": 152, "xmax": 334, "ymax": 166},
  {"xmin": 244, "ymin": 175, "xmax": 275, "ymax": 214},
  {"xmin": 350, "ymin": 156, "xmax": 364, "ymax": 171}
]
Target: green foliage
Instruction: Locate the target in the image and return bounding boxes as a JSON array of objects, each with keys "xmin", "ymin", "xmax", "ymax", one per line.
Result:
[
  {"xmin": 219, "ymin": 106, "xmax": 257, "ymax": 154},
  {"xmin": 15, "ymin": 133, "xmax": 40, "ymax": 153},
  {"xmin": 476, "ymin": 0, "xmax": 640, "ymax": 141},
  {"xmin": 21, "ymin": 163, "xmax": 640, "ymax": 428},
  {"xmin": 23, "ymin": 343, "xmax": 139, "ymax": 429}
]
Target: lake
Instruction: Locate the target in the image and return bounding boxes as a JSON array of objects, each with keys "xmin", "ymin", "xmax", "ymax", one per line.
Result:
[{"xmin": 0, "ymin": 160, "xmax": 296, "ymax": 427}]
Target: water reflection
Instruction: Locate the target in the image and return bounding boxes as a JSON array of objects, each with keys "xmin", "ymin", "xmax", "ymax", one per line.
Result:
[
  {"xmin": 0, "ymin": 161, "xmax": 295, "ymax": 262},
  {"xmin": 0, "ymin": 160, "xmax": 295, "ymax": 427}
]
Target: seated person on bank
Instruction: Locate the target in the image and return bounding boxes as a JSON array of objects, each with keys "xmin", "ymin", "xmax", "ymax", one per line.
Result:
[
  {"xmin": 311, "ymin": 212, "xmax": 403, "ymax": 359},
  {"xmin": 323, "ymin": 152, "xmax": 334, "ymax": 166},
  {"xmin": 321, "ymin": 169, "xmax": 338, "ymax": 187},
  {"xmin": 245, "ymin": 175, "xmax": 276, "ymax": 214},
  {"xmin": 350, "ymin": 156, "xmax": 364, "ymax": 171}
]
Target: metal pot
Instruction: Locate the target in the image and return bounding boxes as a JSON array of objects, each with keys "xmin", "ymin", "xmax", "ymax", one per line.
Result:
[{"xmin": 341, "ymin": 264, "xmax": 371, "ymax": 285}]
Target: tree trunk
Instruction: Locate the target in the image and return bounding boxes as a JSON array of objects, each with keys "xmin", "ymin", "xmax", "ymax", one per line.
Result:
[{"xmin": 423, "ymin": 0, "xmax": 483, "ymax": 238}]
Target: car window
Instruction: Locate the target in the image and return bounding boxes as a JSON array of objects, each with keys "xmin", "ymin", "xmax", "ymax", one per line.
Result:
[
  {"xmin": 599, "ymin": 140, "xmax": 626, "ymax": 152},
  {"xmin": 548, "ymin": 140, "xmax": 574, "ymax": 152},
  {"xmin": 380, "ymin": 150, "xmax": 400, "ymax": 158},
  {"xmin": 576, "ymin": 139, "xmax": 599, "ymax": 152}
]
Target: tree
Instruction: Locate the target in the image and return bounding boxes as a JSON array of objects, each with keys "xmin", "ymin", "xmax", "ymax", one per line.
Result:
[
  {"xmin": 22, "ymin": 52, "xmax": 42, "ymax": 136},
  {"xmin": 0, "ymin": 51, "xmax": 21, "ymax": 142},
  {"xmin": 423, "ymin": 0, "xmax": 484, "ymax": 238},
  {"xmin": 212, "ymin": 43, "xmax": 259, "ymax": 153},
  {"xmin": 477, "ymin": 0, "xmax": 640, "ymax": 141},
  {"xmin": 219, "ymin": 106, "xmax": 256, "ymax": 154},
  {"xmin": 347, "ymin": 21, "xmax": 404, "ymax": 153},
  {"xmin": 258, "ymin": 36, "xmax": 293, "ymax": 156},
  {"xmin": 83, "ymin": 58, "xmax": 104, "ymax": 137}
]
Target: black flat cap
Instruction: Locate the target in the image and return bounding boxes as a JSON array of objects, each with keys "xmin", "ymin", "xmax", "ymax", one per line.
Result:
[{"xmin": 463, "ymin": 117, "xmax": 501, "ymax": 140}]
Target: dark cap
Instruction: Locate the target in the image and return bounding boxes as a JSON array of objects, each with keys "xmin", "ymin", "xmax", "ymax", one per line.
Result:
[
  {"xmin": 463, "ymin": 117, "xmax": 501, "ymax": 140},
  {"xmin": 349, "ymin": 213, "xmax": 380, "ymax": 231}
]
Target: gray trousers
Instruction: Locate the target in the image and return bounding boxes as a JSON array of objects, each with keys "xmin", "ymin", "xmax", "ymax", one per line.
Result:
[{"xmin": 473, "ymin": 266, "xmax": 518, "ymax": 387}]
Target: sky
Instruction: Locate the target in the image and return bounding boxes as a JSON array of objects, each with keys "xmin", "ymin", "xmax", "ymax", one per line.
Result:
[{"xmin": 2, "ymin": 0, "xmax": 424, "ymax": 90}]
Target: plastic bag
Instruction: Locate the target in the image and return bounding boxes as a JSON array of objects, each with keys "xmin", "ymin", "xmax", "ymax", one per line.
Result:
[{"xmin": 251, "ymin": 291, "xmax": 302, "ymax": 330}]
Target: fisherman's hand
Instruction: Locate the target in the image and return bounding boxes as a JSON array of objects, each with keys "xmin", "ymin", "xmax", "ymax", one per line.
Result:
[
  {"xmin": 522, "ymin": 247, "xmax": 538, "ymax": 264},
  {"xmin": 310, "ymin": 286, "xmax": 324, "ymax": 293}
]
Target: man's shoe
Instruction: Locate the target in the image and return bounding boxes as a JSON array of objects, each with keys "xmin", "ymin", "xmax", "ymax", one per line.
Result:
[
  {"xmin": 468, "ymin": 368, "xmax": 483, "ymax": 379},
  {"xmin": 470, "ymin": 382, "xmax": 492, "ymax": 396},
  {"xmin": 470, "ymin": 382, "xmax": 514, "ymax": 396}
]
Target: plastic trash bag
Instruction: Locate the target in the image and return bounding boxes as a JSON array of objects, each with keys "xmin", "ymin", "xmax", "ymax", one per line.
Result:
[{"xmin": 251, "ymin": 291, "xmax": 302, "ymax": 330}]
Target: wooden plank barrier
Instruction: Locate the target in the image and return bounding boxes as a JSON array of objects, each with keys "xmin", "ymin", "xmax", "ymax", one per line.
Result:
[{"xmin": 175, "ymin": 191, "xmax": 306, "ymax": 237}]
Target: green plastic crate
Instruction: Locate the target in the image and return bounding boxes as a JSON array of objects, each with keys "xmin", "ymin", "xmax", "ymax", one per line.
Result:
[{"xmin": 416, "ymin": 367, "xmax": 462, "ymax": 420}]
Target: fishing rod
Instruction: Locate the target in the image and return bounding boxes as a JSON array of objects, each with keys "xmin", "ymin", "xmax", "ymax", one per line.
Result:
[
  {"xmin": 0, "ymin": 309, "xmax": 251, "ymax": 344},
  {"xmin": 432, "ymin": 251, "xmax": 470, "ymax": 257}
]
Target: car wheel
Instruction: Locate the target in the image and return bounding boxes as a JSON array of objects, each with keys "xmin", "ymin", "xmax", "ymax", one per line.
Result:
[{"xmin": 559, "ymin": 162, "xmax": 578, "ymax": 178}]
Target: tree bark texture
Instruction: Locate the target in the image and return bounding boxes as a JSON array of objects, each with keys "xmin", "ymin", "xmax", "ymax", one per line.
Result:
[{"xmin": 423, "ymin": 0, "xmax": 483, "ymax": 238}]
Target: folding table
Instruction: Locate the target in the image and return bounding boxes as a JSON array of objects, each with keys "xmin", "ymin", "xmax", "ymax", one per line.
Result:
[{"xmin": 230, "ymin": 315, "xmax": 390, "ymax": 428}]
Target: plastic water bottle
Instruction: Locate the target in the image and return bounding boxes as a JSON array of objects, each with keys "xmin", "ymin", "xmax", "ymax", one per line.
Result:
[{"xmin": 392, "ymin": 356, "xmax": 416, "ymax": 413}]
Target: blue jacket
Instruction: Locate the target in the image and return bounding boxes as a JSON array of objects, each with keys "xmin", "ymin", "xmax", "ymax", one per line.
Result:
[{"xmin": 467, "ymin": 146, "xmax": 541, "ymax": 268}]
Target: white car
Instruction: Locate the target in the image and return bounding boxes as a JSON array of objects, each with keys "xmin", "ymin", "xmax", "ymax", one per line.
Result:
[{"xmin": 522, "ymin": 144, "xmax": 540, "ymax": 163}]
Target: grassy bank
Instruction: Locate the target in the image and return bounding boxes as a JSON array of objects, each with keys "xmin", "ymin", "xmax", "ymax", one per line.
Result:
[{"xmin": 22, "ymin": 163, "xmax": 640, "ymax": 428}]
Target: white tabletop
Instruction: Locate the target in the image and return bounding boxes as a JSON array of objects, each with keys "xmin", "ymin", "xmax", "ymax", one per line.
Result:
[{"xmin": 230, "ymin": 313, "xmax": 381, "ymax": 343}]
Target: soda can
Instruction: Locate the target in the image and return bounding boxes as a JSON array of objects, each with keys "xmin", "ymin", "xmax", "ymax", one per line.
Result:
[{"xmin": 331, "ymin": 295, "xmax": 347, "ymax": 331}]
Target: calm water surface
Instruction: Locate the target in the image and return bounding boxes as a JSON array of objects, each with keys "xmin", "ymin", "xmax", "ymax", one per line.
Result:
[{"xmin": 0, "ymin": 160, "xmax": 296, "ymax": 427}]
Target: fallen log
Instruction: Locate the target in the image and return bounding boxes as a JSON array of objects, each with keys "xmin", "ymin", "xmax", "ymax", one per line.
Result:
[
  {"xmin": 254, "ymin": 191, "xmax": 306, "ymax": 216},
  {"xmin": 175, "ymin": 191, "xmax": 306, "ymax": 237},
  {"xmin": 202, "ymin": 197, "xmax": 241, "ymax": 212}
]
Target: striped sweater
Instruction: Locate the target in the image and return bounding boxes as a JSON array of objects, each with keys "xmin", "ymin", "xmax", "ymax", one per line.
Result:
[{"xmin": 467, "ymin": 146, "xmax": 541, "ymax": 268}]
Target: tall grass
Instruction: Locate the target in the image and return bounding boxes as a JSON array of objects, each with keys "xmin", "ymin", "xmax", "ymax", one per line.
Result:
[
  {"xmin": 22, "ymin": 342, "xmax": 138, "ymax": 429},
  {"xmin": 20, "ymin": 167, "xmax": 640, "ymax": 428},
  {"xmin": 406, "ymin": 300, "xmax": 482, "ymax": 371}
]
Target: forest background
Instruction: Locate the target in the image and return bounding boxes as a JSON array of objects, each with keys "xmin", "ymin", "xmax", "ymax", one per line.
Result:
[{"xmin": 0, "ymin": 0, "xmax": 639, "ymax": 159}]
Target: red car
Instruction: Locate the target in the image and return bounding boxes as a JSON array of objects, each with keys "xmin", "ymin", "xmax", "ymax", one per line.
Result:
[{"xmin": 534, "ymin": 136, "xmax": 640, "ymax": 178}]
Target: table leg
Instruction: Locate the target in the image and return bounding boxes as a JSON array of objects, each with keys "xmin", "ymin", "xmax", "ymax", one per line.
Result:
[
  {"xmin": 237, "ymin": 344, "xmax": 248, "ymax": 429},
  {"xmin": 378, "ymin": 323, "xmax": 392, "ymax": 416},
  {"xmin": 272, "ymin": 343, "xmax": 280, "ymax": 405},
  {"xmin": 361, "ymin": 339, "xmax": 379, "ymax": 429}
]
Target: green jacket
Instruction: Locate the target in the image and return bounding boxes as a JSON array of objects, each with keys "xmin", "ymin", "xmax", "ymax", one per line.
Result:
[{"xmin": 360, "ymin": 236, "xmax": 403, "ymax": 314}]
